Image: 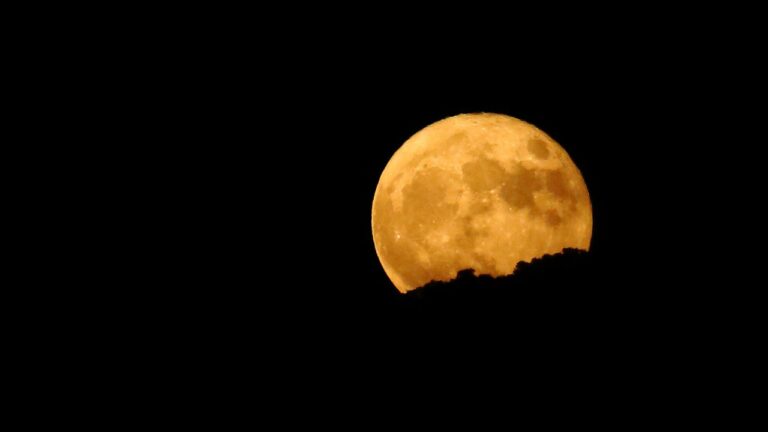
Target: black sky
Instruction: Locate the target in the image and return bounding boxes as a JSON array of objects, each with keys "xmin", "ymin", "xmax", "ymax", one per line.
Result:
[
  {"xmin": 9, "ymin": 6, "xmax": 768, "ymax": 425},
  {"xmin": 163, "ymin": 55, "xmax": 732, "ymax": 337},
  {"xmin": 91, "ymin": 12, "xmax": 760, "ymax": 374},
  {"xmin": 34, "ymin": 10, "xmax": 766, "ymax": 417}
]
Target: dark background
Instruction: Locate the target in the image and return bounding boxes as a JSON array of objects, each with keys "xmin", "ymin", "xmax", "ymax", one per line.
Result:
[
  {"xmin": 135, "ymin": 49, "xmax": 762, "ymax": 407},
  {"xmin": 23, "ymin": 8, "xmax": 766, "ymax": 420},
  {"xmin": 136, "ymin": 32, "xmax": 750, "ymax": 320},
  {"xmin": 69, "ymin": 10, "xmax": 761, "ymax": 344},
  {"xmin": 154, "ymin": 48, "xmax": 753, "ymax": 345}
]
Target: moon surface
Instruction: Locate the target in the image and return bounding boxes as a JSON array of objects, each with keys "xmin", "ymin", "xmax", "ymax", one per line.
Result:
[{"xmin": 372, "ymin": 113, "xmax": 592, "ymax": 293}]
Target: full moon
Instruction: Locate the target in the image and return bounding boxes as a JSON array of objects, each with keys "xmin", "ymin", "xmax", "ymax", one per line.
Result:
[{"xmin": 372, "ymin": 113, "xmax": 592, "ymax": 294}]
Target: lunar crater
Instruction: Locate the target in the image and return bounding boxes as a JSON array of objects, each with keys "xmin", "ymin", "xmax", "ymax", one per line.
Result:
[
  {"xmin": 461, "ymin": 157, "xmax": 507, "ymax": 192},
  {"xmin": 528, "ymin": 137, "xmax": 551, "ymax": 159}
]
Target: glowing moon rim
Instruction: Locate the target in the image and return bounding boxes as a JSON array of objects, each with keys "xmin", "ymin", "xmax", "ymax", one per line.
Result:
[{"xmin": 372, "ymin": 113, "xmax": 592, "ymax": 294}]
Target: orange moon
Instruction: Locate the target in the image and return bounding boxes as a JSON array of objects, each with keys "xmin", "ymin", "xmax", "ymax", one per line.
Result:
[{"xmin": 371, "ymin": 113, "xmax": 592, "ymax": 293}]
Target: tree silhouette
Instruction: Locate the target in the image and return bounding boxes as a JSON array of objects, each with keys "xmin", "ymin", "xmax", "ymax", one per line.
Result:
[{"xmin": 399, "ymin": 248, "xmax": 594, "ymax": 307}]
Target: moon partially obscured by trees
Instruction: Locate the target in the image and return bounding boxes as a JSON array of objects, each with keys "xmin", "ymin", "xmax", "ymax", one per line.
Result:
[{"xmin": 372, "ymin": 113, "xmax": 592, "ymax": 293}]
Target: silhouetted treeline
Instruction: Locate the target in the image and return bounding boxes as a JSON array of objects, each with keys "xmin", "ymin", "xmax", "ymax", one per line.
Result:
[
  {"xmin": 373, "ymin": 247, "xmax": 748, "ymax": 350},
  {"xmin": 415, "ymin": 247, "xmax": 589, "ymax": 288},
  {"xmin": 380, "ymin": 248, "xmax": 678, "ymax": 345},
  {"xmin": 398, "ymin": 248, "xmax": 598, "ymax": 312}
]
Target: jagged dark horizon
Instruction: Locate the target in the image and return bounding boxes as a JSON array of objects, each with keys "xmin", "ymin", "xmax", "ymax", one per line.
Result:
[
  {"xmin": 405, "ymin": 247, "xmax": 591, "ymax": 295},
  {"xmin": 392, "ymin": 248, "xmax": 600, "ymax": 317}
]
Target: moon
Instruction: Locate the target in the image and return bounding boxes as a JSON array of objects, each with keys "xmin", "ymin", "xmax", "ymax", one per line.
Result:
[{"xmin": 371, "ymin": 113, "xmax": 592, "ymax": 294}]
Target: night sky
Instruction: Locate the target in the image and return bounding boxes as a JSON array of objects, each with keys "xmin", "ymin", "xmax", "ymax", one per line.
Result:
[
  {"xmin": 71, "ymin": 13, "xmax": 738, "ymax": 374},
  {"xmin": 148, "ymin": 57, "xmax": 757, "ymax": 403},
  {"xmin": 39, "ymin": 12, "xmax": 763, "ymax": 419},
  {"xmin": 16, "ymin": 6, "xmax": 768, "ymax": 424},
  {"xmin": 167, "ymin": 62, "xmax": 730, "ymax": 342}
]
